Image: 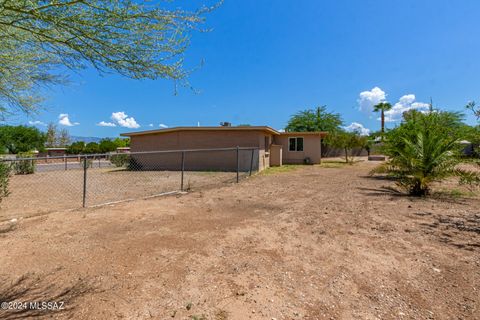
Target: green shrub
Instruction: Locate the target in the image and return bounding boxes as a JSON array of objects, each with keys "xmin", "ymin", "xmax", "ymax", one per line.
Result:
[
  {"xmin": 110, "ymin": 154, "xmax": 130, "ymax": 167},
  {"xmin": 128, "ymin": 155, "xmax": 143, "ymax": 170},
  {"xmin": 0, "ymin": 161, "xmax": 11, "ymax": 203},
  {"xmin": 67, "ymin": 141, "xmax": 85, "ymax": 154},
  {"xmin": 14, "ymin": 152, "xmax": 36, "ymax": 175},
  {"xmin": 373, "ymin": 111, "xmax": 480, "ymax": 196}
]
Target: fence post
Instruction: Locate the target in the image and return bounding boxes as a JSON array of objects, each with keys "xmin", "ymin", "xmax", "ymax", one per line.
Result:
[
  {"xmin": 82, "ymin": 156, "xmax": 88, "ymax": 208},
  {"xmin": 181, "ymin": 151, "xmax": 185, "ymax": 191},
  {"xmin": 64, "ymin": 155, "xmax": 67, "ymax": 171},
  {"xmin": 249, "ymin": 148, "xmax": 255, "ymax": 176},
  {"xmin": 236, "ymin": 146, "xmax": 240, "ymax": 183}
]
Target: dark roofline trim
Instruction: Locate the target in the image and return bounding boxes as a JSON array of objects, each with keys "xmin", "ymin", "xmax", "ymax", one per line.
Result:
[
  {"xmin": 279, "ymin": 131, "xmax": 328, "ymax": 137},
  {"xmin": 121, "ymin": 126, "xmax": 281, "ymax": 137}
]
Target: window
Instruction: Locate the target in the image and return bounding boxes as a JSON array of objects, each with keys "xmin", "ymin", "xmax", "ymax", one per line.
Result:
[
  {"xmin": 265, "ymin": 136, "xmax": 270, "ymax": 152},
  {"xmin": 288, "ymin": 137, "xmax": 304, "ymax": 151}
]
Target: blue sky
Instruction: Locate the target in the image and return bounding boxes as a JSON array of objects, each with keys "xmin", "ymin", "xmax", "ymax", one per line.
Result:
[{"xmin": 16, "ymin": 0, "xmax": 480, "ymax": 137}]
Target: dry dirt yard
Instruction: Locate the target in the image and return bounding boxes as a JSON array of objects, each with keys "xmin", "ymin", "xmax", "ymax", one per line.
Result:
[
  {"xmin": 0, "ymin": 168, "xmax": 237, "ymax": 221},
  {"xmin": 0, "ymin": 161, "xmax": 479, "ymax": 319}
]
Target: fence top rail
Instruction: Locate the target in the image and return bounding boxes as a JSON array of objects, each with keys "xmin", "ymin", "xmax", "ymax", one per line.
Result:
[{"xmin": 0, "ymin": 147, "xmax": 260, "ymax": 162}]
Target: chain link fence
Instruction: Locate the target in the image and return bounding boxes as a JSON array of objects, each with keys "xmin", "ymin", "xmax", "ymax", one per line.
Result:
[{"xmin": 0, "ymin": 147, "xmax": 258, "ymax": 221}]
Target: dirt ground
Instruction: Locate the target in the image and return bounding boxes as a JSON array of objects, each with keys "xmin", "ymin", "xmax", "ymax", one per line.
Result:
[{"xmin": 0, "ymin": 160, "xmax": 479, "ymax": 319}]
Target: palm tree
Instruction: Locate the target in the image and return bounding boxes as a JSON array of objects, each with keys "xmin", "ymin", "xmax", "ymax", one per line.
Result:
[
  {"xmin": 373, "ymin": 102, "xmax": 392, "ymax": 139},
  {"xmin": 373, "ymin": 111, "xmax": 480, "ymax": 196}
]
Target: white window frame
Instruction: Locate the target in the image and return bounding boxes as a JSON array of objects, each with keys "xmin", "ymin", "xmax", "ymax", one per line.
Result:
[{"xmin": 288, "ymin": 137, "xmax": 304, "ymax": 152}]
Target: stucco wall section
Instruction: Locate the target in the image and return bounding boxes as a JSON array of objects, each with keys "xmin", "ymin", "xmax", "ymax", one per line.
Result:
[
  {"xmin": 270, "ymin": 145, "xmax": 283, "ymax": 166},
  {"xmin": 275, "ymin": 135, "xmax": 322, "ymax": 164},
  {"xmin": 129, "ymin": 130, "xmax": 273, "ymax": 172}
]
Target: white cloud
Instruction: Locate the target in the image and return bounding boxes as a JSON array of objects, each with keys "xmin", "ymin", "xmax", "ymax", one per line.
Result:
[
  {"xmin": 358, "ymin": 87, "xmax": 386, "ymax": 112},
  {"xmin": 383, "ymin": 94, "xmax": 430, "ymax": 122},
  {"xmin": 159, "ymin": 124, "xmax": 168, "ymax": 128},
  {"xmin": 28, "ymin": 120, "xmax": 46, "ymax": 126},
  {"xmin": 148, "ymin": 123, "xmax": 154, "ymax": 127},
  {"xmin": 97, "ymin": 121, "xmax": 116, "ymax": 127},
  {"xmin": 58, "ymin": 114, "xmax": 79, "ymax": 126},
  {"xmin": 344, "ymin": 122, "xmax": 370, "ymax": 136},
  {"xmin": 111, "ymin": 111, "xmax": 140, "ymax": 129}
]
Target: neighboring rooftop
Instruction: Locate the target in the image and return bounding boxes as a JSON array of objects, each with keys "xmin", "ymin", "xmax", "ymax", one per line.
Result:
[
  {"xmin": 121, "ymin": 126, "xmax": 328, "ymax": 137},
  {"xmin": 121, "ymin": 126, "xmax": 281, "ymax": 137}
]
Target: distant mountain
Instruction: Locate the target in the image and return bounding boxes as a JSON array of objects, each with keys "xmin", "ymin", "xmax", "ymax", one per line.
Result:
[{"xmin": 70, "ymin": 136, "xmax": 104, "ymax": 143}]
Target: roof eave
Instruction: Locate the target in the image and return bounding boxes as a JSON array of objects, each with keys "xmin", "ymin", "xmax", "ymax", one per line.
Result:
[{"xmin": 121, "ymin": 126, "xmax": 281, "ymax": 137}]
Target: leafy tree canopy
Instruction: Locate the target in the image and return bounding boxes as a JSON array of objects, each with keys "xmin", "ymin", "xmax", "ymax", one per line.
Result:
[
  {"xmin": 285, "ymin": 106, "xmax": 343, "ymax": 132},
  {"xmin": 66, "ymin": 141, "xmax": 85, "ymax": 154},
  {"xmin": 113, "ymin": 137, "xmax": 130, "ymax": 148},
  {"xmin": 0, "ymin": 125, "xmax": 46, "ymax": 154},
  {"xmin": 325, "ymin": 130, "xmax": 367, "ymax": 163},
  {"xmin": 0, "ymin": 0, "xmax": 218, "ymax": 118},
  {"xmin": 387, "ymin": 110, "xmax": 465, "ymax": 156},
  {"xmin": 84, "ymin": 142, "xmax": 100, "ymax": 154},
  {"xmin": 99, "ymin": 139, "xmax": 117, "ymax": 153}
]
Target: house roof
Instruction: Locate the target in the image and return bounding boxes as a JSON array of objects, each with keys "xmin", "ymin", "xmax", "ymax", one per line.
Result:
[
  {"xmin": 121, "ymin": 126, "xmax": 281, "ymax": 137},
  {"xmin": 121, "ymin": 126, "xmax": 329, "ymax": 138}
]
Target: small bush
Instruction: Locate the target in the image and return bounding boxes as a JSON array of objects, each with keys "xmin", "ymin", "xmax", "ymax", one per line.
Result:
[
  {"xmin": 14, "ymin": 152, "xmax": 36, "ymax": 175},
  {"xmin": 82, "ymin": 158, "xmax": 93, "ymax": 168},
  {"xmin": 0, "ymin": 161, "xmax": 11, "ymax": 203},
  {"xmin": 128, "ymin": 156, "xmax": 143, "ymax": 170},
  {"xmin": 110, "ymin": 154, "xmax": 130, "ymax": 167}
]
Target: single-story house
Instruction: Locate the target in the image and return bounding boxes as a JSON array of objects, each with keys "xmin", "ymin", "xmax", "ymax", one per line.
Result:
[
  {"xmin": 121, "ymin": 126, "xmax": 327, "ymax": 172},
  {"xmin": 38, "ymin": 147, "xmax": 67, "ymax": 158}
]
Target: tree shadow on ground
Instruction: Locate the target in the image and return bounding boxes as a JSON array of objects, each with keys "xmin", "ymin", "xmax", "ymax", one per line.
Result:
[
  {"xmin": 357, "ymin": 186, "xmax": 409, "ymax": 197},
  {"xmin": 360, "ymin": 175, "xmax": 474, "ymax": 204},
  {"xmin": 419, "ymin": 213, "xmax": 480, "ymax": 251},
  {"xmin": 358, "ymin": 174, "xmax": 408, "ymax": 197},
  {"xmin": 0, "ymin": 272, "xmax": 96, "ymax": 319}
]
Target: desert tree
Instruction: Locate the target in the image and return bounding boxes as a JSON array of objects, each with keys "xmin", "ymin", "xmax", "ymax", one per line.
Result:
[
  {"xmin": 0, "ymin": 125, "xmax": 46, "ymax": 154},
  {"xmin": 84, "ymin": 142, "xmax": 100, "ymax": 154},
  {"xmin": 45, "ymin": 122, "xmax": 58, "ymax": 147},
  {"xmin": 325, "ymin": 130, "xmax": 367, "ymax": 164},
  {"xmin": 0, "ymin": 0, "xmax": 219, "ymax": 118},
  {"xmin": 113, "ymin": 137, "xmax": 130, "ymax": 148},
  {"xmin": 285, "ymin": 106, "xmax": 343, "ymax": 132},
  {"xmin": 99, "ymin": 139, "xmax": 117, "ymax": 153},
  {"xmin": 66, "ymin": 141, "xmax": 85, "ymax": 154},
  {"xmin": 57, "ymin": 128, "xmax": 71, "ymax": 147}
]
